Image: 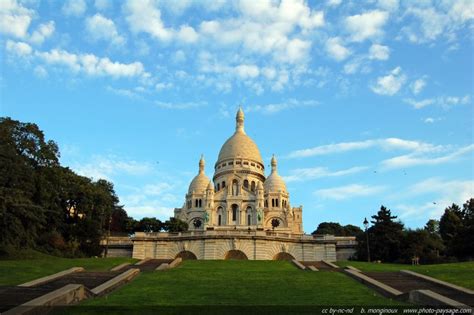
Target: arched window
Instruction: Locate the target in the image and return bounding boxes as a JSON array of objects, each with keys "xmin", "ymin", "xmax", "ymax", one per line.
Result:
[
  {"xmin": 222, "ymin": 181, "xmax": 226, "ymax": 188},
  {"xmin": 246, "ymin": 206, "xmax": 252, "ymax": 225},
  {"xmin": 276, "ymin": 199, "xmax": 279, "ymax": 207},
  {"xmin": 251, "ymin": 181, "xmax": 255, "ymax": 192},
  {"xmin": 195, "ymin": 199, "xmax": 198, "ymax": 207},
  {"xmin": 243, "ymin": 179, "xmax": 249, "ymax": 189},
  {"xmin": 232, "ymin": 179, "xmax": 239, "ymax": 196},
  {"xmin": 198, "ymin": 199, "xmax": 202, "ymax": 207},
  {"xmin": 232, "ymin": 204, "xmax": 238, "ymax": 221},
  {"xmin": 272, "ymin": 199, "xmax": 275, "ymax": 207},
  {"xmin": 217, "ymin": 183, "xmax": 220, "ymax": 191},
  {"xmin": 218, "ymin": 214, "xmax": 222, "ymax": 226}
]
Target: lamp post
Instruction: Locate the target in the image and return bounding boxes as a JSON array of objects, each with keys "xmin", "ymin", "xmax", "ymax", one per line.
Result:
[{"xmin": 363, "ymin": 217, "xmax": 371, "ymax": 263}]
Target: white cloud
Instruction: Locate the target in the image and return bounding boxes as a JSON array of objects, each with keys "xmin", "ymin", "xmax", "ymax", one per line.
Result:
[
  {"xmin": 155, "ymin": 82, "xmax": 172, "ymax": 91},
  {"xmin": 404, "ymin": 95, "xmax": 470, "ymax": 109},
  {"xmin": 423, "ymin": 117, "xmax": 436, "ymax": 124},
  {"xmin": 345, "ymin": 10, "xmax": 389, "ymax": 42},
  {"xmin": 234, "ymin": 64, "xmax": 260, "ymax": 79},
  {"xmin": 327, "ymin": 0, "xmax": 342, "ymax": 7},
  {"xmin": 34, "ymin": 65, "xmax": 47, "ymax": 78},
  {"xmin": 34, "ymin": 48, "xmax": 147, "ymax": 78},
  {"xmin": 410, "ymin": 78, "xmax": 426, "ymax": 95},
  {"xmin": 377, "ymin": 0, "xmax": 399, "ymax": 12},
  {"xmin": 85, "ymin": 14, "xmax": 125, "ymax": 46},
  {"xmin": 315, "ymin": 184, "xmax": 386, "ymax": 200},
  {"xmin": 369, "ymin": 44, "xmax": 390, "ymax": 60},
  {"xmin": 62, "ymin": 0, "xmax": 87, "ymax": 17},
  {"xmin": 284, "ymin": 166, "xmax": 368, "ymax": 182},
  {"xmin": 177, "ymin": 25, "xmax": 199, "ymax": 43},
  {"xmin": 370, "ymin": 66, "xmax": 406, "ymax": 96},
  {"xmin": 95, "ymin": 0, "xmax": 111, "ymax": 11},
  {"xmin": 246, "ymin": 99, "xmax": 318, "ymax": 115},
  {"xmin": 397, "ymin": 178, "xmax": 474, "ymax": 220},
  {"xmin": 73, "ymin": 155, "xmax": 153, "ymax": 181},
  {"xmin": 286, "ymin": 138, "xmax": 439, "ymax": 159},
  {"xmin": 0, "ymin": 0, "xmax": 34, "ymax": 39},
  {"xmin": 403, "ymin": 98, "xmax": 435, "ymax": 109},
  {"xmin": 5, "ymin": 39, "xmax": 32, "ymax": 56},
  {"xmin": 326, "ymin": 37, "xmax": 351, "ymax": 61},
  {"xmin": 124, "ymin": 0, "xmax": 173, "ymax": 41},
  {"xmin": 381, "ymin": 144, "xmax": 474, "ymax": 169},
  {"xmin": 29, "ymin": 21, "xmax": 55, "ymax": 45},
  {"xmin": 124, "ymin": 0, "xmax": 199, "ymax": 44}
]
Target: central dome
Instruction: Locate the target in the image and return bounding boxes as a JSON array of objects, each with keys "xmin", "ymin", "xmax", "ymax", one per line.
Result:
[{"xmin": 216, "ymin": 108, "xmax": 263, "ymax": 165}]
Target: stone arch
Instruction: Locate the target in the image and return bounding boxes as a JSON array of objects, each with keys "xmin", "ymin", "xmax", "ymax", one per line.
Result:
[
  {"xmin": 175, "ymin": 250, "xmax": 197, "ymax": 260},
  {"xmin": 224, "ymin": 250, "xmax": 248, "ymax": 260},
  {"xmin": 273, "ymin": 252, "xmax": 295, "ymax": 261}
]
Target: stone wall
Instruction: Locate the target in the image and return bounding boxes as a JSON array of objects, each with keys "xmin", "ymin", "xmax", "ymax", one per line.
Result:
[{"xmin": 131, "ymin": 231, "xmax": 343, "ymax": 262}]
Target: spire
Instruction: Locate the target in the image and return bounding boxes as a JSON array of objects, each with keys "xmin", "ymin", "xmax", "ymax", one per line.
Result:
[
  {"xmin": 199, "ymin": 155, "xmax": 205, "ymax": 174},
  {"xmin": 271, "ymin": 154, "xmax": 277, "ymax": 173},
  {"xmin": 236, "ymin": 106, "xmax": 245, "ymax": 133}
]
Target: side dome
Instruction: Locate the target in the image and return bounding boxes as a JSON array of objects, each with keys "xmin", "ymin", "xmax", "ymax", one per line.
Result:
[
  {"xmin": 216, "ymin": 107, "xmax": 263, "ymax": 164},
  {"xmin": 264, "ymin": 155, "xmax": 287, "ymax": 193},
  {"xmin": 188, "ymin": 156, "xmax": 210, "ymax": 194}
]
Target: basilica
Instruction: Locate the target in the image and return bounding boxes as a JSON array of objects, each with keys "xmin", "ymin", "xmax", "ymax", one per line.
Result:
[
  {"xmin": 174, "ymin": 108, "xmax": 303, "ymax": 233},
  {"xmin": 130, "ymin": 108, "xmax": 355, "ymax": 261}
]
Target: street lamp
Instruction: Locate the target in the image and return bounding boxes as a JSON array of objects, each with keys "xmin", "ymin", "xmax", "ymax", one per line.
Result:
[{"xmin": 363, "ymin": 217, "xmax": 371, "ymax": 263}]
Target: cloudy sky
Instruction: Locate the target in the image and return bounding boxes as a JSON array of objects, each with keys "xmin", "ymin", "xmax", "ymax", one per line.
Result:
[{"xmin": 1, "ymin": 0, "xmax": 473, "ymax": 232}]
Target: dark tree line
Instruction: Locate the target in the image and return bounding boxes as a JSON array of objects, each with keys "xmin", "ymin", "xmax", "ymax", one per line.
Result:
[
  {"xmin": 354, "ymin": 202, "xmax": 473, "ymax": 264},
  {"xmin": 0, "ymin": 117, "xmax": 187, "ymax": 258}
]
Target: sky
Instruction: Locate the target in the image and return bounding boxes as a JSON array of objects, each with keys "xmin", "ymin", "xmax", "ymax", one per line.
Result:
[{"xmin": 1, "ymin": 0, "xmax": 473, "ymax": 233}]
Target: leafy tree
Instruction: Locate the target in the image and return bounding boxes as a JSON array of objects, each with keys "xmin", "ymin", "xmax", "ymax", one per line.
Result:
[
  {"xmin": 312, "ymin": 222, "xmax": 344, "ymax": 235},
  {"xmin": 400, "ymin": 228, "xmax": 444, "ymax": 264},
  {"xmin": 163, "ymin": 217, "xmax": 188, "ymax": 232},
  {"xmin": 135, "ymin": 217, "xmax": 163, "ymax": 233},
  {"xmin": 0, "ymin": 117, "xmax": 124, "ymax": 257},
  {"xmin": 312, "ymin": 222, "xmax": 363, "ymax": 236},
  {"xmin": 356, "ymin": 206, "xmax": 404, "ymax": 262},
  {"xmin": 439, "ymin": 204, "xmax": 463, "ymax": 257}
]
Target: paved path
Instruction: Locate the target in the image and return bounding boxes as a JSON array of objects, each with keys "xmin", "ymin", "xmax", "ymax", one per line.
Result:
[
  {"xmin": 364, "ymin": 272, "xmax": 474, "ymax": 306},
  {"xmin": 122, "ymin": 259, "xmax": 173, "ymax": 272},
  {"xmin": 0, "ymin": 271, "xmax": 122, "ymax": 312},
  {"xmin": 301, "ymin": 261, "xmax": 341, "ymax": 271}
]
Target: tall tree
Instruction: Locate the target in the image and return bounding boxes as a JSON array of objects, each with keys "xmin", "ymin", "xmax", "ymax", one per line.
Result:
[
  {"xmin": 357, "ymin": 206, "xmax": 404, "ymax": 262},
  {"xmin": 439, "ymin": 203, "xmax": 463, "ymax": 257}
]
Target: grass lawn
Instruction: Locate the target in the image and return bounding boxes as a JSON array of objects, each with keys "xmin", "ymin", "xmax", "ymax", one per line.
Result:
[
  {"xmin": 67, "ymin": 260, "xmax": 404, "ymax": 314},
  {"xmin": 0, "ymin": 250, "xmax": 136, "ymax": 286},
  {"xmin": 336, "ymin": 261, "xmax": 474, "ymax": 289}
]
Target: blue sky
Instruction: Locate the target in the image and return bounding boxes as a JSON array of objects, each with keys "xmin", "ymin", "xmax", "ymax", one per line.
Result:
[{"xmin": 1, "ymin": 0, "xmax": 473, "ymax": 233}]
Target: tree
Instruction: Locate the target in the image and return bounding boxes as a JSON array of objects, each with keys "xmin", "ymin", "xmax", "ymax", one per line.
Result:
[
  {"xmin": 0, "ymin": 117, "xmax": 125, "ymax": 257},
  {"xmin": 356, "ymin": 206, "xmax": 404, "ymax": 262},
  {"xmin": 163, "ymin": 217, "xmax": 188, "ymax": 232},
  {"xmin": 134, "ymin": 217, "xmax": 162, "ymax": 233},
  {"xmin": 312, "ymin": 222, "xmax": 363, "ymax": 236},
  {"xmin": 439, "ymin": 204, "xmax": 463, "ymax": 257}
]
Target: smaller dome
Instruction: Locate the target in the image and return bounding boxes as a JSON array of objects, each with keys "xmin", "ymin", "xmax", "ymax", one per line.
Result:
[
  {"xmin": 207, "ymin": 180, "xmax": 214, "ymax": 191},
  {"xmin": 188, "ymin": 156, "xmax": 210, "ymax": 194},
  {"xmin": 264, "ymin": 155, "xmax": 287, "ymax": 193}
]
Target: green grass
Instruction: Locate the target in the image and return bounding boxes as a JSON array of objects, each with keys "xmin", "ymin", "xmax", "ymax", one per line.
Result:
[
  {"xmin": 336, "ymin": 261, "xmax": 474, "ymax": 289},
  {"xmin": 0, "ymin": 251, "xmax": 136, "ymax": 286},
  {"xmin": 67, "ymin": 260, "xmax": 403, "ymax": 314}
]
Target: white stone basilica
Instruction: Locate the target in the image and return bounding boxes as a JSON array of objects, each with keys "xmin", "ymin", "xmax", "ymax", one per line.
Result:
[
  {"xmin": 174, "ymin": 108, "xmax": 303, "ymax": 233},
  {"xmin": 129, "ymin": 108, "xmax": 356, "ymax": 261}
]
